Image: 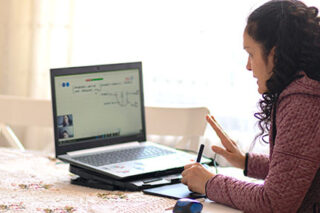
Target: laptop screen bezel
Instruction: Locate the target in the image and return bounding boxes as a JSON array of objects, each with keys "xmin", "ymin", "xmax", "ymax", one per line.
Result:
[{"xmin": 50, "ymin": 62, "xmax": 146, "ymax": 157}]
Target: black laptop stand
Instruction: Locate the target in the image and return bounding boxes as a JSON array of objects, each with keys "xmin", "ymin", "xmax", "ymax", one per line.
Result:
[
  {"xmin": 69, "ymin": 164, "xmax": 182, "ymax": 191},
  {"xmin": 69, "ymin": 165, "xmax": 208, "ymax": 199}
]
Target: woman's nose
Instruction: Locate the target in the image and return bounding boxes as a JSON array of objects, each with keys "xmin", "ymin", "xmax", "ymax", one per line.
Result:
[{"xmin": 246, "ymin": 57, "xmax": 252, "ymax": 71}]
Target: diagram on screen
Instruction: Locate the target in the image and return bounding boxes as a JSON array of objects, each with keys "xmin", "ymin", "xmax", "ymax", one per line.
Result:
[
  {"xmin": 101, "ymin": 90, "xmax": 139, "ymax": 107},
  {"xmin": 72, "ymin": 75, "xmax": 140, "ymax": 108}
]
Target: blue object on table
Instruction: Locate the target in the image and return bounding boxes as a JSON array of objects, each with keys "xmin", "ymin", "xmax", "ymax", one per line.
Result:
[{"xmin": 173, "ymin": 198, "xmax": 203, "ymax": 213}]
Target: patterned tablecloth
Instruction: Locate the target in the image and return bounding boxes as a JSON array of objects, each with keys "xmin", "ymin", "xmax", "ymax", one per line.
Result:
[{"xmin": 0, "ymin": 148, "xmax": 176, "ymax": 213}]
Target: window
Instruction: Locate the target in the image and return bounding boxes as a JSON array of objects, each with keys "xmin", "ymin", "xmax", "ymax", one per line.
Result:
[{"xmin": 33, "ymin": 0, "xmax": 320, "ymax": 151}]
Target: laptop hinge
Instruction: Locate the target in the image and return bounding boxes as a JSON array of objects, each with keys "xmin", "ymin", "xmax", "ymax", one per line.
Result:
[{"xmin": 67, "ymin": 141, "xmax": 140, "ymax": 156}]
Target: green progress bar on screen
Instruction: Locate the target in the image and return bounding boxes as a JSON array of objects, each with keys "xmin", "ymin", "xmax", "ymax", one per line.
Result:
[{"xmin": 86, "ymin": 78, "xmax": 103, "ymax": 82}]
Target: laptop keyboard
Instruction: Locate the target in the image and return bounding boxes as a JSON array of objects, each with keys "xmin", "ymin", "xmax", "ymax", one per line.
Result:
[{"xmin": 73, "ymin": 146, "xmax": 175, "ymax": 167}]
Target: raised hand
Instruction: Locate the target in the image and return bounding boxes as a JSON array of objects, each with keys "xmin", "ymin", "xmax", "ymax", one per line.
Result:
[{"xmin": 206, "ymin": 114, "xmax": 245, "ymax": 170}]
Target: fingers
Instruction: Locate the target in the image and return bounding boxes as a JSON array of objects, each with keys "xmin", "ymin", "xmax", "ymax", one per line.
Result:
[
  {"xmin": 181, "ymin": 175, "xmax": 194, "ymax": 192},
  {"xmin": 182, "ymin": 163, "xmax": 201, "ymax": 175},
  {"xmin": 181, "ymin": 166, "xmax": 196, "ymax": 190},
  {"xmin": 206, "ymin": 114, "xmax": 229, "ymax": 139},
  {"xmin": 182, "ymin": 163, "xmax": 201, "ymax": 177},
  {"xmin": 211, "ymin": 145, "xmax": 226, "ymax": 155},
  {"xmin": 231, "ymin": 140, "xmax": 237, "ymax": 147},
  {"xmin": 181, "ymin": 165, "xmax": 194, "ymax": 186},
  {"xmin": 181, "ymin": 164, "xmax": 215, "ymax": 194},
  {"xmin": 181, "ymin": 175, "xmax": 188, "ymax": 185},
  {"xmin": 211, "ymin": 145, "xmax": 232, "ymax": 159},
  {"xmin": 206, "ymin": 114, "xmax": 236, "ymax": 152},
  {"xmin": 184, "ymin": 163, "xmax": 197, "ymax": 170}
]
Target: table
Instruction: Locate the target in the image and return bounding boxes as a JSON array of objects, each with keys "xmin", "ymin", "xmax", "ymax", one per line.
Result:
[{"xmin": 0, "ymin": 148, "xmax": 242, "ymax": 212}]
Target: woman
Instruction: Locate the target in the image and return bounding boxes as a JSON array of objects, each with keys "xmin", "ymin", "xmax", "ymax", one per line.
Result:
[
  {"xmin": 181, "ymin": 0, "xmax": 320, "ymax": 212},
  {"xmin": 63, "ymin": 115, "xmax": 72, "ymax": 127}
]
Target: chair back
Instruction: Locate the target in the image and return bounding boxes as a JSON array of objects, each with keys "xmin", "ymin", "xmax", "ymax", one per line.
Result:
[
  {"xmin": 145, "ymin": 106, "xmax": 209, "ymax": 151},
  {"xmin": 0, "ymin": 95, "xmax": 52, "ymax": 150}
]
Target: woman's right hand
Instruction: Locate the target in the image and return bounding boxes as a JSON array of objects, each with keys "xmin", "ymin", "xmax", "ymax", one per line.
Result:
[{"xmin": 206, "ymin": 114, "xmax": 246, "ymax": 170}]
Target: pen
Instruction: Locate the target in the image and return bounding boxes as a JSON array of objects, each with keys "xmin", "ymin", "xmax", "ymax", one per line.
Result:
[
  {"xmin": 196, "ymin": 144, "xmax": 205, "ymax": 163},
  {"xmin": 169, "ymin": 144, "xmax": 205, "ymax": 183}
]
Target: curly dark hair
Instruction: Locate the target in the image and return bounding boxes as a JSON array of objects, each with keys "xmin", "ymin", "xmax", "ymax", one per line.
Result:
[{"xmin": 246, "ymin": 0, "xmax": 320, "ymax": 144}]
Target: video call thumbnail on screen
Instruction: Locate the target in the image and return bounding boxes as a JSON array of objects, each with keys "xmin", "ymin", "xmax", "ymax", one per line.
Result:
[{"xmin": 57, "ymin": 114, "xmax": 74, "ymax": 139}]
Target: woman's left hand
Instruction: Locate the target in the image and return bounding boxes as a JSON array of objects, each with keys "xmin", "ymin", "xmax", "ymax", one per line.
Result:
[{"xmin": 181, "ymin": 163, "xmax": 215, "ymax": 194}]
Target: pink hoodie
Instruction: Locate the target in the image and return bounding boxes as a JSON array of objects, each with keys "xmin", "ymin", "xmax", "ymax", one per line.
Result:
[{"xmin": 206, "ymin": 74, "xmax": 320, "ymax": 213}]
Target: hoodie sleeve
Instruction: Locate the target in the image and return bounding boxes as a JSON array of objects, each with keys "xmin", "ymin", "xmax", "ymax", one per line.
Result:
[
  {"xmin": 245, "ymin": 153, "xmax": 269, "ymax": 180},
  {"xmin": 205, "ymin": 92, "xmax": 320, "ymax": 213}
]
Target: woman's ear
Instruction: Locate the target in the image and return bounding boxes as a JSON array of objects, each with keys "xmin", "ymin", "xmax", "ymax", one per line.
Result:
[
  {"xmin": 268, "ymin": 46, "xmax": 276, "ymax": 66},
  {"xmin": 270, "ymin": 46, "xmax": 276, "ymax": 56}
]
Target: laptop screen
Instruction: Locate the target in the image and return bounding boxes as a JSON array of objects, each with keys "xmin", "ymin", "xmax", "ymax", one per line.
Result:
[{"xmin": 51, "ymin": 62, "xmax": 146, "ymax": 156}]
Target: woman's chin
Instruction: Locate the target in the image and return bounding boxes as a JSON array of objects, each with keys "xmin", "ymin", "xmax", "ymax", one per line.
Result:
[{"xmin": 257, "ymin": 86, "xmax": 266, "ymax": 94}]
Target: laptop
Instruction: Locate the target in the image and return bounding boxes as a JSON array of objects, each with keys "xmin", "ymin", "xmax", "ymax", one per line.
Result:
[{"xmin": 50, "ymin": 62, "xmax": 211, "ymax": 180}]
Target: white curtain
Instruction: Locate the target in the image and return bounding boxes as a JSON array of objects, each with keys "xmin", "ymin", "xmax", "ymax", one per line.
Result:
[
  {"xmin": 0, "ymin": 0, "xmax": 319, "ymax": 152},
  {"xmin": 0, "ymin": 0, "xmax": 73, "ymax": 150},
  {"xmin": 0, "ymin": 0, "xmax": 74, "ymax": 98}
]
